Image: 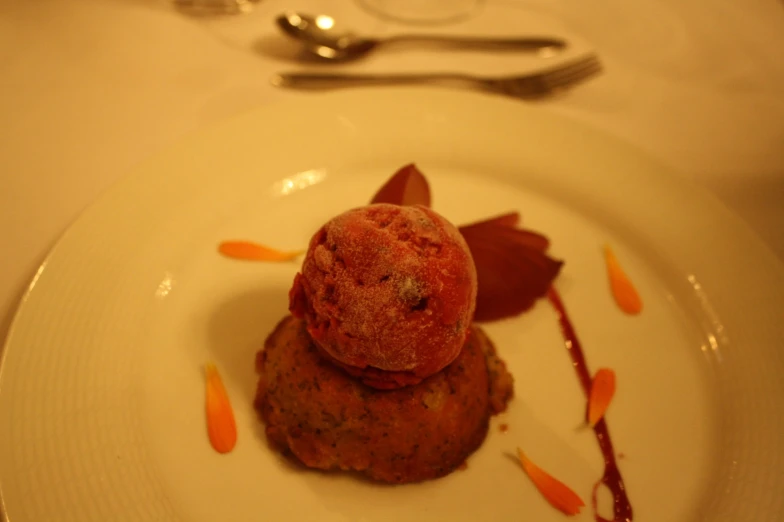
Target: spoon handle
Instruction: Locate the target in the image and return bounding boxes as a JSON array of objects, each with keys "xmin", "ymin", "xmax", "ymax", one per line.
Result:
[
  {"xmin": 386, "ymin": 35, "xmax": 566, "ymax": 52},
  {"xmin": 271, "ymin": 72, "xmax": 479, "ymax": 90}
]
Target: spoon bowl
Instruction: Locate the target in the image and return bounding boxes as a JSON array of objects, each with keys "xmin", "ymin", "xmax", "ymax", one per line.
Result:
[{"xmin": 275, "ymin": 13, "xmax": 377, "ymax": 60}]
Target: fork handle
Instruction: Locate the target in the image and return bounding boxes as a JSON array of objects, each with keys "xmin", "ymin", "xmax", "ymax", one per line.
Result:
[{"xmin": 271, "ymin": 72, "xmax": 477, "ymax": 91}]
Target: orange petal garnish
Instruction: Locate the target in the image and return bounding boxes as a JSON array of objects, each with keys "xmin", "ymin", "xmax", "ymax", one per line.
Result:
[
  {"xmin": 218, "ymin": 241, "xmax": 303, "ymax": 262},
  {"xmin": 604, "ymin": 244, "xmax": 642, "ymax": 314},
  {"xmin": 517, "ymin": 449, "xmax": 585, "ymax": 516},
  {"xmin": 205, "ymin": 363, "xmax": 237, "ymax": 454},
  {"xmin": 587, "ymin": 368, "xmax": 616, "ymax": 428},
  {"xmin": 459, "ymin": 216, "xmax": 563, "ymax": 322},
  {"xmin": 370, "ymin": 163, "xmax": 431, "ymax": 207}
]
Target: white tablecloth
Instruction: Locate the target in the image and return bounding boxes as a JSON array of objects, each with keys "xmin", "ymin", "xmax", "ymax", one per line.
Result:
[{"xmin": 1, "ymin": 0, "xmax": 783, "ymax": 341}]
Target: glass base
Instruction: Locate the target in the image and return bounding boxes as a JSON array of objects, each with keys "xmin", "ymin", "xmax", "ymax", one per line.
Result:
[
  {"xmin": 356, "ymin": 0, "xmax": 484, "ymax": 25},
  {"xmin": 172, "ymin": 0, "xmax": 260, "ymax": 16}
]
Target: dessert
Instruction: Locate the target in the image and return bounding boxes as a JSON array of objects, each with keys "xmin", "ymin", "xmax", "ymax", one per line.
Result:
[
  {"xmin": 255, "ymin": 200, "xmax": 514, "ymax": 484},
  {"xmin": 251, "ymin": 165, "xmax": 567, "ymax": 486}
]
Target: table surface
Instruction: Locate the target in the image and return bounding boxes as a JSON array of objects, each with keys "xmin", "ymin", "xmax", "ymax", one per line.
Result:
[{"xmin": 1, "ymin": 0, "xmax": 783, "ymax": 343}]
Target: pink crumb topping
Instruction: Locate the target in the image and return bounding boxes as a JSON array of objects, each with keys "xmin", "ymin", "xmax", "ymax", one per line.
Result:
[{"xmin": 289, "ymin": 204, "xmax": 477, "ymax": 388}]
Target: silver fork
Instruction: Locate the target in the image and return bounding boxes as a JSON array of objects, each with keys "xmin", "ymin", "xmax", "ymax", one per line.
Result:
[{"xmin": 271, "ymin": 54, "xmax": 602, "ymax": 99}]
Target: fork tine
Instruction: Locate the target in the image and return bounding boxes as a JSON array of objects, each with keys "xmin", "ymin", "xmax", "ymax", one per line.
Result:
[
  {"xmin": 556, "ymin": 57, "xmax": 602, "ymax": 85},
  {"xmin": 541, "ymin": 55, "xmax": 602, "ymax": 90},
  {"xmin": 544, "ymin": 57, "xmax": 601, "ymax": 87}
]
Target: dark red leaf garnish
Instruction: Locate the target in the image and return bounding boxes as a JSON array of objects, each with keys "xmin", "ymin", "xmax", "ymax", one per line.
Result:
[
  {"xmin": 465, "ymin": 212, "xmax": 521, "ymax": 229},
  {"xmin": 459, "ymin": 216, "xmax": 563, "ymax": 322},
  {"xmin": 370, "ymin": 164, "xmax": 431, "ymax": 207},
  {"xmin": 459, "ymin": 214, "xmax": 552, "ymax": 253}
]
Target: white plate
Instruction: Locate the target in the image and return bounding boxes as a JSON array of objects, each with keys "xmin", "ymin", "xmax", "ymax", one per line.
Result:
[{"xmin": 1, "ymin": 89, "xmax": 782, "ymax": 522}]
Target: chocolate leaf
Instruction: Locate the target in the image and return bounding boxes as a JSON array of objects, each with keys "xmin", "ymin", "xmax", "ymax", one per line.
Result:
[
  {"xmin": 459, "ymin": 214, "xmax": 550, "ymax": 252},
  {"xmin": 460, "ymin": 212, "xmax": 521, "ymax": 229},
  {"xmin": 460, "ymin": 219, "xmax": 563, "ymax": 322},
  {"xmin": 370, "ymin": 163, "xmax": 431, "ymax": 207}
]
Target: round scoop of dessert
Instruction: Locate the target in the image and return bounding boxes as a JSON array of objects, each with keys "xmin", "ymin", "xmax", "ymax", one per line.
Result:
[{"xmin": 289, "ymin": 203, "xmax": 477, "ymax": 389}]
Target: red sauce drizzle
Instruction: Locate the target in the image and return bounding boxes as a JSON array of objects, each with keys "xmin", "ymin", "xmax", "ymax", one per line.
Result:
[{"xmin": 547, "ymin": 288, "xmax": 633, "ymax": 522}]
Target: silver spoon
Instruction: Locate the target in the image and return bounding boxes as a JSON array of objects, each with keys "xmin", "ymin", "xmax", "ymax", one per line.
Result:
[{"xmin": 276, "ymin": 12, "xmax": 567, "ymax": 61}]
